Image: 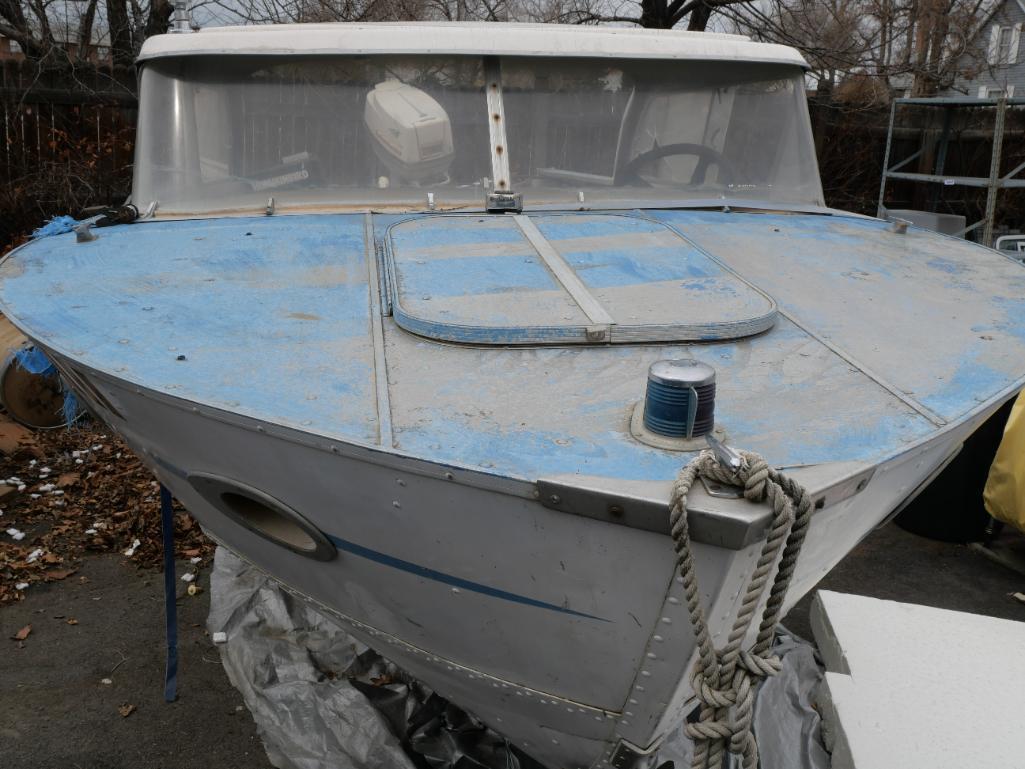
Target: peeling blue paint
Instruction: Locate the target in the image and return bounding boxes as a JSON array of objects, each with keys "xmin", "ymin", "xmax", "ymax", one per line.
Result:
[
  {"xmin": 530, "ymin": 214, "xmax": 664, "ymax": 241},
  {"xmin": 391, "ymin": 396, "xmax": 932, "ymax": 482},
  {"xmin": 926, "ymin": 257, "xmax": 969, "ymax": 275},
  {"xmin": 557, "ymin": 246, "xmax": 715, "ymax": 288},
  {"xmin": 394, "ymin": 253, "xmax": 554, "ymax": 297},
  {"xmin": 391, "ymin": 216, "xmax": 522, "ymax": 248},
  {"xmin": 919, "ymin": 349, "xmax": 1009, "ymax": 418},
  {"xmin": 387, "ymin": 313, "xmax": 936, "ymax": 479},
  {"xmin": 656, "ymin": 209, "xmax": 1025, "ymax": 422},
  {"xmin": 0, "ymin": 215, "xmax": 380, "ymax": 442},
  {"xmin": 992, "ymin": 296, "xmax": 1025, "ymax": 343},
  {"xmin": 0, "ymin": 207, "xmax": 1018, "ymax": 491}
]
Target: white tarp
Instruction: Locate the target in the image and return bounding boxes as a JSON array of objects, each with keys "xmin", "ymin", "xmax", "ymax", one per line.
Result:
[{"xmin": 208, "ymin": 547, "xmax": 829, "ymax": 769}]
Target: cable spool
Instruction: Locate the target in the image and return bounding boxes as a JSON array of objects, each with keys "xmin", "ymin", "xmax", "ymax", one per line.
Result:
[
  {"xmin": 642, "ymin": 359, "xmax": 716, "ymax": 439},
  {"xmin": 0, "ymin": 343, "xmax": 81, "ymax": 429}
]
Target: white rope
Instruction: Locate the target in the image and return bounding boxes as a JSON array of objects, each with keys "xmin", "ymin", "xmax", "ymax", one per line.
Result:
[{"xmin": 669, "ymin": 449, "xmax": 812, "ymax": 769}]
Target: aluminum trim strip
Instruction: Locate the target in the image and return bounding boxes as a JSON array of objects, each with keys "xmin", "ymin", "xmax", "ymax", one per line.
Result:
[
  {"xmin": 484, "ymin": 58, "xmax": 513, "ymax": 198},
  {"xmin": 513, "ymin": 214, "xmax": 615, "ymax": 327},
  {"xmin": 364, "ymin": 213, "xmax": 394, "ymax": 446}
]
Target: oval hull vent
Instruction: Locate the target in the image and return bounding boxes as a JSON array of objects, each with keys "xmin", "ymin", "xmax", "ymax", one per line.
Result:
[{"xmin": 189, "ymin": 474, "xmax": 336, "ymax": 562}]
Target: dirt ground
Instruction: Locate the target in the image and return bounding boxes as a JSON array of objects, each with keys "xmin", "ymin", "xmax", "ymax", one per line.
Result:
[
  {"xmin": 1, "ymin": 517, "xmax": 1023, "ymax": 768},
  {"xmin": 0, "ymin": 554, "xmax": 272, "ymax": 769}
]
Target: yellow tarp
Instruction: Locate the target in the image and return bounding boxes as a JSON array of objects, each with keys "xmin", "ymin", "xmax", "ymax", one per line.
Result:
[{"xmin": 984, "ymin": 393, "xmax": 1025, "ymax": 532}]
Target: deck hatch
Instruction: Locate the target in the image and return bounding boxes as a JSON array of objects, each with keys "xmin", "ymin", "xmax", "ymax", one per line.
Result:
[{"xmin": 385, "ymin": 213, "xmax": 777, "ymax": 345}]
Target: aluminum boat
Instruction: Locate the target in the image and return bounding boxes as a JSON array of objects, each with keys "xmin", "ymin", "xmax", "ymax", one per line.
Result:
[{"xmin": 2, "ymin": 22, "xmax": 1024, "ymax": 769}]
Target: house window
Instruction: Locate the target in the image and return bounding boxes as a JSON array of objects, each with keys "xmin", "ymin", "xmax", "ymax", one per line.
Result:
[
  {"xmin": 989, "ymin": 23, "xmax": 1021, "ymax": 65},
  {"xmin": 979, "ymin": 85, "xmax": 1016, "ymax": 99},
  {"xmin": 999, "ymin": 25, "xmax": 1014, "ymax": 63}
]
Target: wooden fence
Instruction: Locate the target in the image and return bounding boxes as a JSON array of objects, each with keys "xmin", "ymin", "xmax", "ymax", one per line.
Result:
[{"xmin": 0, "ymin": 61, "xmax": 138, "ymax": 252}]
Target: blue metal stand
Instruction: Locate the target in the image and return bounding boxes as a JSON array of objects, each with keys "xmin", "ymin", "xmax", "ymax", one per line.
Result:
[{"xmin": 160, "ymin": 484, "xmax": 179, "ymax": 702}]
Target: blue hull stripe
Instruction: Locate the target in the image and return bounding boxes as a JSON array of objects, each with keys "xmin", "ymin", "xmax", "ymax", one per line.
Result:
[
  {"xmin": 149, "ymin": 455, "xmax": 606, "ymax": 622},
  {"xmin": 326, "ymin": 534, "xmax": 609, "ymax": 622}
]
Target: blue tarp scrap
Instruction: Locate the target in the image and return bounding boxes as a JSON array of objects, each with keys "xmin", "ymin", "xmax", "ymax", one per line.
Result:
[
  {"xmin": 12, "ymin": 346, "xmax": 80, "ymax": 426},
  {"xmin": 31, "ymin": 216, "xmax": 78, "ymax": 239},
  {"xmin": 62, "ymin": 391, "xmax": 81, "ymax": 427},
  {"xmin": 13, "ymin": 346, "xmax": 56, "ymax": 375}
]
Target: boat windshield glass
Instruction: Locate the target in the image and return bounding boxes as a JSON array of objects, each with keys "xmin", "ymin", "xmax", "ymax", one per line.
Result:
[
  {"xmin": 502, "ymin": 58, "xmax": 823, "ymax": 208},
  {"xmin": 133, "ymin": 54, "xmax": 823, "ymax": 213},
  {"xmin": 134, "ymin": 55, "xmax": 491, "ymax": 213}
]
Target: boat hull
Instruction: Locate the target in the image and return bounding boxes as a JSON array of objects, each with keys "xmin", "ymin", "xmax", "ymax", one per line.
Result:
[{"xmin": 52, "ymin": 354, "xmax": 993, "ymax": 769}]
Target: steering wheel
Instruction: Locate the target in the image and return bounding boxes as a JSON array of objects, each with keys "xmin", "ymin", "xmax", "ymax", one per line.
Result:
[{"xmin": 617, "ymin": 142, "xmax": 736, "ymax": 187}]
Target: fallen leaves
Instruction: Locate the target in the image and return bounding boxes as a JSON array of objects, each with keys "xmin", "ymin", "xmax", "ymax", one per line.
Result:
[
  {"xmin": 11, "ymin": 624, "xmax": 31, "ymax": 641},
  {"xmin": 56, "ymin": 472, "xmax": 80, "ymax": 488},
  {"xmin": 117, "ymin": 703, "xmax": 136, "ymax": 718},
  {"xmin": 65, "ymin": 618, "xmax": 78, "ymax": 625},
  {"xmin": 0, "ymin": 419, "xmax": 213, "ymax": 604},
  {"xmin": 0, "ymin": 420, "xmax": 39, "ymax": 456}
]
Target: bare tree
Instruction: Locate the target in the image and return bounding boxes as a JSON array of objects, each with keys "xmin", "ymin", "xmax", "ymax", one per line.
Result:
[
  {"xmin": 0, "ymin": 0, "xmax": 998, "ymax": 95},
  {"xmin": 210, "ymin": 0, "xmax": 453, "ymax": 24},
  {"xmin": 726, "ymin": 0, "xmax": 994, "ymax": 96},
  {"xmin": 211, "ymin": 0, "xmax": 748, "ymax": 29},
  {"xmin": 0, "ymin": 0, "xmax": 185, "ymax": 69},
  {"xmin": 0, "ymin": 0, "xmax": 56, "ymax": 60},
  {"xmin": 522, "ymin": 0, "xmax": 750, "ymax": 30}
]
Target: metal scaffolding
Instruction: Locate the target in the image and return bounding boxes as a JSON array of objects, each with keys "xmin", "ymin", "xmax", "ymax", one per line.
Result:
[{"xmin": 877, "ymin": 96, "xmax": 1025, "ymax": 246}]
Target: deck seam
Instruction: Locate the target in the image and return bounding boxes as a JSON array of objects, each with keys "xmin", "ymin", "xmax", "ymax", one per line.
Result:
[
  {"xmin": 364, "ymin": 213, "xmax": 394, "ymax": 447},
  {"xmin": 774, "ymin": 307, "xmax": 947, "ymax": 427},
  {"xmin": 641, "ymin": 212, "xmax": 948, "ymax": 428}
]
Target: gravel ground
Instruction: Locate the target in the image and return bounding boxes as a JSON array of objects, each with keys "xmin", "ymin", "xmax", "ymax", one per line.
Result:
[{"xmin": 1, "ymin": 522, "xmax": 1023, "ymax": 769}]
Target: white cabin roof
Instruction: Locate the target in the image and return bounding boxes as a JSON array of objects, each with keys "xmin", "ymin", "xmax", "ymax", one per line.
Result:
[{"xmin": 137, "ymin": 22, "xmax": 808, "ymax": 67}]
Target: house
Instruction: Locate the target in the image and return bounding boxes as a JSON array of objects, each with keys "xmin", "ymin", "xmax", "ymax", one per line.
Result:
[
  {"xmin": 0, "ymin": 33, "xmax": 112, "ymax": 65},
  {"xmin": 948, "ymin": 0, "xmax": 1025, "ymax": 97},
  {"xmin": 0, "ymin": 35, "xmax": 24, "ymax": 62}
]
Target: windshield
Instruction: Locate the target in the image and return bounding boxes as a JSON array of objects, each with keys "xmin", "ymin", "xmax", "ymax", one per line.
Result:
[{"xmin": 133, "ymin": 55, "xmax": 823, "ymax": 214}]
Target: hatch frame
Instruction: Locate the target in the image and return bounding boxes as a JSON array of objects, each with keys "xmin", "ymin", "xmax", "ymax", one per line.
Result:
[{"xmin": 383, "ymin": 211, "xmax": 778, "ymax": 346}]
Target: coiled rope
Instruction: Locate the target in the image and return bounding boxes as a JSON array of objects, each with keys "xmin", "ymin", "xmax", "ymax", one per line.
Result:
[{"xmin": 669, "ymin": 449, "xmax": 812, "ymax": 769}]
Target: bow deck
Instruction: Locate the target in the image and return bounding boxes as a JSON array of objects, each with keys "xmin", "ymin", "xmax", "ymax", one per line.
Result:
[{"xmin": 1, "ymin": 210, "xmax": 1023, "ymax": 484}]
